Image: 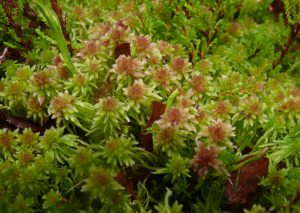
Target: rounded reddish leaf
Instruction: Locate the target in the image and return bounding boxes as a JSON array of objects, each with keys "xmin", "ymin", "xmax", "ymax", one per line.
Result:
[
  {"xmin": 115, "ymin": 43, "xmax": 131, "ymax": 59},
  {"xmin": 225, "ymin": 157, "xmax": 269, "ymax": 205}
]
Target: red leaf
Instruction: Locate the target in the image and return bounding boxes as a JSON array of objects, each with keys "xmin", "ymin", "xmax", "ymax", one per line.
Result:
[
  {"xmin": 115, "ymin": 172, "xmax": 137, "ymax": 199},
  {"xmin": 114, "ymin": 43, "xmax": 131, "ymax": 59},
  {"xmin": 145, "ymin": 101, "xmax": 166, "ymax": 128},
  {"xmin": 225, "ymin": 157, "xmax": 269, "ymax": 205},
  {"xmin": 140, "ymin": 101, "xmax": 166, "ymax": 152}
]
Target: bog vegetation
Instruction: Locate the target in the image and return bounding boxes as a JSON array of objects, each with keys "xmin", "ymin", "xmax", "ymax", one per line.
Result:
[{"xmin": 1, "ymin": 0, "xmax": 300, "ymax": 212}]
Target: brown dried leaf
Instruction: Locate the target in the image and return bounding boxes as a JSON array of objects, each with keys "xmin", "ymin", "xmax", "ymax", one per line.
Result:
[{"xmin": 0, "ymin": 110, "xmax": 45, "ymax": 133}]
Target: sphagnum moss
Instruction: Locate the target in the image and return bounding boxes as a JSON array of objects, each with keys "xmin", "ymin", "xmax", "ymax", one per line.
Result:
[{"xmin": 1, "ymin": 0, "xmax": 300, "ymax": 212}]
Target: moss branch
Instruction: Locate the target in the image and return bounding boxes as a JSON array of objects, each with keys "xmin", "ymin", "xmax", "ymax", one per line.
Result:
[
  {"xmin": 2, "ymin": 1, "xmax": 24, "ymax": 46},
  {"xmin": 273, "ymin": 23, "xmax": 300, "ymax": 69},
  {"xmin": 1, "ymin": 0, "xmax": 34, "ymax": 63}
]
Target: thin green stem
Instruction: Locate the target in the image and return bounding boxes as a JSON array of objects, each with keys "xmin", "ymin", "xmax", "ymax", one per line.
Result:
[{"xmin": 231, "ymin": 147, "xmax": 269, "ymax": 171}]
